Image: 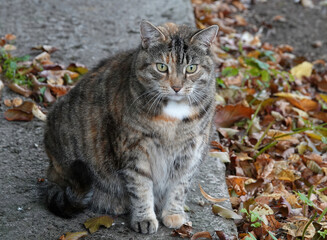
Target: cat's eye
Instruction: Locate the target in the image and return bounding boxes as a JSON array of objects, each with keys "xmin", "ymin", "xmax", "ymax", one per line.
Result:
[
  {"xmin": 156, "ymin": 63, "xmax": 168, "ymax": 72},
  {"xmin": 186, "ymin": 64, "xmax": 197, "ymax": 73}
]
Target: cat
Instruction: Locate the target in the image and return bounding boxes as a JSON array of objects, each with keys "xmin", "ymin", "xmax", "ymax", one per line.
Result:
[{"xmin": 44, "ymin": 20, "xmax": 218, "ymax": 234}]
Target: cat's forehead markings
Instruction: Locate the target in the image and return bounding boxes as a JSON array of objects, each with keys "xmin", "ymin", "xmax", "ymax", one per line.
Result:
[{"xmin": 158, "ymin": 23, "xmax": 179, "ymax": 36}]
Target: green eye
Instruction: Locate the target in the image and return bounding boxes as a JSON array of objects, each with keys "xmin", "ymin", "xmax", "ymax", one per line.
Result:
[
  {"xmin": 156, "ymin": 63, "xmax": 168, "ymax": 72},
  {"xmin": 186, "ymin": 64, "xmax": 197, "ymax": 73}
]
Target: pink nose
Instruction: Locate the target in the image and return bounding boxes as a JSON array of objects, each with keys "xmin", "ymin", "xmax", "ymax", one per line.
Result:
[{"xmin": 171, "ymin": 86, "xmax": 181, "ymax": 93}]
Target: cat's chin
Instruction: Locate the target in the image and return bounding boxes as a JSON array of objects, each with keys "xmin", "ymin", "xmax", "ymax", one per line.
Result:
[{"xmin": 167, "ymin": 95, "xmax": 185, "ymax": 101}]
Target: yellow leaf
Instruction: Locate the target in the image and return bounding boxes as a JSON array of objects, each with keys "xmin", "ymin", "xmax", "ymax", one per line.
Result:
[
  {"xmin": 305, "ymin": 131, "xmax": 322, "ymax": 141},
  {"xmin": 84, "ymin": 215, "xmax": 114, "ymax": 234},
  {"xmin": 320, "ymin": 94, "xmax": 327, "ymax": 104},
  {"xmin": 59, "ymin": 232, "xmax": 88, "ymax": 240},
  {"xmin": 277, "ymin": 169, "xmax": 301, "ymax": 182},
  {"xmin": 290, "ymin": 61, "xmax": 313, "ymax": 79},
  {"xmin": 199, "ymin": 184, "xmax": 228, "ymax": 203}
]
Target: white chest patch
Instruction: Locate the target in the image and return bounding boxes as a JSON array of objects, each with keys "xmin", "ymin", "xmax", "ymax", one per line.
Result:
[{"xmin": 163, "ymin": 100, "xmax": 192, "ymax": 120}]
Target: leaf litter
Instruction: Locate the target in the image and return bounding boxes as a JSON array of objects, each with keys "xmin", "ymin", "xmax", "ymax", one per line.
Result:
[{"xmin": 1, "ymin": 1, "xmax": 327, "ymax": 239}]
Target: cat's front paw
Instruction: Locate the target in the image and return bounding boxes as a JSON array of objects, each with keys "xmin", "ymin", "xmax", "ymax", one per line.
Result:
[
  {"xmin": 162, "ymin": 213, "xmax": 186, "ymax": 228},
  {"xmin": 131, "ymin": 217, "xmax": 159, "ymax": 234}
]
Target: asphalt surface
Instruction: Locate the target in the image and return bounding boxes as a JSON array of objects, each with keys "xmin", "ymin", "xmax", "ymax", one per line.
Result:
[{"xmin": 0, "ymin": 0, "xmax": 237, "ymax": 239}]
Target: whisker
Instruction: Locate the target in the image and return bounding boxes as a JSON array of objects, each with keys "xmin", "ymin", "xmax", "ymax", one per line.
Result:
[
  {"xmin": 147, "ymin": 92, "xmax": 162, "ymax": 116},
  {"xmin": 127, "ymin": 89, "xmax": 157, "ymax": 112}
]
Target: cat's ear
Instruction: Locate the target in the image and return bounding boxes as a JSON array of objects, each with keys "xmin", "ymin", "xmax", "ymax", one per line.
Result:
[
  {"xmin": 190, "ymin": 25, "xmax": 219, "ymax": 50},
  {"xmin": 140, "ymin": 20, "xmax": 166, "ymax": 49}
]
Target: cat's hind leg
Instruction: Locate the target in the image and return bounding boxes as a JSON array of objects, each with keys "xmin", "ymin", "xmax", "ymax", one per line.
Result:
[{"xmin": 46, "ymin": 160, "xmax": 93, "ymax": 218}]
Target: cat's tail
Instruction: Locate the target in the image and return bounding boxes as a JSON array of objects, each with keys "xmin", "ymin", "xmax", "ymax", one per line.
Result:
[{"xmin": 45, "ymin": 160, "xmax": 93, "ymax": 218}]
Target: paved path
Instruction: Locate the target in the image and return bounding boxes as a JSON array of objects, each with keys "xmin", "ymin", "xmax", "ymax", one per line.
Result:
[{"xmin": 0, "ymin": 0, "xmax": 237, "ymax": 239}]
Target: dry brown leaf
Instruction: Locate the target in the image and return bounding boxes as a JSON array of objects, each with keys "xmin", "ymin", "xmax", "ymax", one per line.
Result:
[
  {"xmin": 4, "ymin": 34, "xmax": 16, "ymax": 41},
  {"xmin": 215, "ymin": 104, "xmax": 254, "ymax": 128},
  {"xmin": 59, "ymin": 231, "xmax": 88, "ymax": 240},
  {"xmin": 199, "ymin": 184, "xmax": 228, "ymax": 203},
  {"xmin": 4, "ymin": 99, "xmax": 12, "ymax": 107},
  {"xmin": 234, "ymin": 15, "xmax": 247, "ymax": 26},
  {"xmin": 83, "ymin": 215, "xmax": 114, "ymax": 234},
  {"xmin": 215, "ymin": 231, "xmax": 238, "ymax": 240},
  {"xmin": 8, "ymin": 83, "xmax": 32, "ymax": 97},
  {"xmin": 4, "ymin": 101, "xmax": 34, "ymax": 121},
  {"xmin": 12, "ymin": 97, "xmax": 23, "ymax": 107},
  {"xmin": 34, "ymin": 51, "xmax": 51, "ymax": 63},
  {"xmin": 226, "ymin": 176, "xmax": 249, "ymax": 196},
  {"xmin": 282, "ymin": 220, "xmax": 315, "ymax": 238},
  {"xmin": 272, "ymin": 15, "xmax": 286, "ymax": 22},
  {"xmin": 172, "ymin": 222, "xmax": 193, "ymax": 238},
  {"xmin": 190, "ymin": 231, "xmax": 212, "ymax": 240},
  {"xmin": 276, "ymin": 94, "xmax": 319, "ymax": 112}
]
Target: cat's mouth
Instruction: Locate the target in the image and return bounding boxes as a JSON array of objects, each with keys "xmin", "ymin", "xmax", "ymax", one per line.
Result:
[{"xmin": 167, "ymin": 94, "xmax": 185, "ymax": 101}]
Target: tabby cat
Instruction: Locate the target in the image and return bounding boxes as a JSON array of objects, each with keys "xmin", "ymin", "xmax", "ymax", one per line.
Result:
[{"xmin": 44, "ymin": 20, "xmax": 218, "ymax": 234}]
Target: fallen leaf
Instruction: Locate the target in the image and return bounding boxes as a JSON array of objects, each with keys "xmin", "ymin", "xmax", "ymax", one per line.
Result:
[
  {"xmin": 277, "ymin": 169, "xmax": 301, "ymax": 182},
  {"xmin": 40, "ymin": 70, "xmax": 79, "ymax": 85},
  {"xmin": 59, "ymin": 231, "xmax": 88, "ymax": 240},
  {"xmin": 226, "ymin": 176, "xmax": 251, "ymax": 196},
  {"xmin": 290, "ymin": 61, "xmax": 313, "ymax": 79},
  {"xmin": 67, "ymin": 63, "xmax": 89, "ymax": 75},
  {"xmin": 4, "ymin": 44, "xmax": 16, "ymax": 51},
  {"xmin": 8, "ymin": 83, "xmax": 32, "ymax": 97},
  {"xmin": 234, "ymin": 15, "xmax": 247, "ymax": 26},
  {"xmin": 12, "ymin": 97, "xmax": 23, "ymax": 107},
  {"xmin": 172, "ymin": 222, "xmax": 193, "ymax": 238},
  {"xmin": 4, "ymin": 99, "xmax": 12, "ymax": 107},
  {"xmin": 34, "ymin": 52, "xmax": 53, "ymax": 65},
  {"xmin": 199, "ymin": 184, "xmax": 228, "ymax": 203},
  {"xmin": 312, "ymin": 40, "xmax": 323, "ymax": 48},
  {"xmin": 32, "ymin": 104, "xmax": 47, "ymax": 122},
  {"xmin": 84, "ymin": 215, "xmax": 114, "ymax": 234},
  {"xmin": 215, "ymin": 231, "xmax": 238, "ymax": 240},
  {"xmin": 4, "ymin": 34, "xmax": 16, "ymax": 41},
  {"xmin": 272, "ymin": 15, "xmax": 286, "ymax": 22},
  {"xmin": 4, "ymin": 101, "xmax": 34, "ymax": 121},
  {"xmin": 32, "ymin": 45, "xmax": 58, "ymax": 53},
  {"xmin": 275, "ymin": 92, "xmax": 318, "ymax": 111},
  {"xmin": 282, "ymin": 220, "xmax": 315, "ymax": 238},
  {"xmin": 215, "ymin": 104, "xmax": 254, "ymax": 128},
  {"xmin": 190, "ymin": 231, "xmax": 212, "ymax": 240},
  {"xmin": 0, "ymin": 38, "xmax": 5, "ymax": 46},
  {"xmin": 301, "ymin": 0, "xmax": 314, "ymax": 8},
  {"xmin": 212, "ymin": 204, "xmax": 242, "ymax": 219},
  {"xmin": 209, "ymin": 151, "xmax": 230, "ymax": 163}
]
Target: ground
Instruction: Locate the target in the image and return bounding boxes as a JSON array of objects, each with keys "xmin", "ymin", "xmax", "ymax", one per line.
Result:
[{"xmin": 0, "ymin": 0, "xmax": 326, "ymax": 239}]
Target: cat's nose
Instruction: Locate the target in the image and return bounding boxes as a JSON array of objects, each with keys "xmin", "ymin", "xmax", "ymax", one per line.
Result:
[{"xmin": 171, "ymin": 86, "xmax": 182, "ymax": 93}]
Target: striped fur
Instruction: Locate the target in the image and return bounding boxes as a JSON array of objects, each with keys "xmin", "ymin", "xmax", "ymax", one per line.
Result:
[{"xmin": 44, "ymin": 21, "xmax": 218, "ymax": 234}]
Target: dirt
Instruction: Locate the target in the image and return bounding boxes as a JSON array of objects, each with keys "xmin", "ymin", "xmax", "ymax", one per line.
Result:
[
  {"xmin": 0, "ymin": 0, "xmax": 326, "ymax": 239},
  {"xmin": 245, "ymin": 0, "xmax": 327, "ymax": 61}
]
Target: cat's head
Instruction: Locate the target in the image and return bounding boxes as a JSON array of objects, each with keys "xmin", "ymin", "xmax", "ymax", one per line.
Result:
[{"xmin": 135, "ymin": 21, "xmax": 218, "ymax": 104}]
